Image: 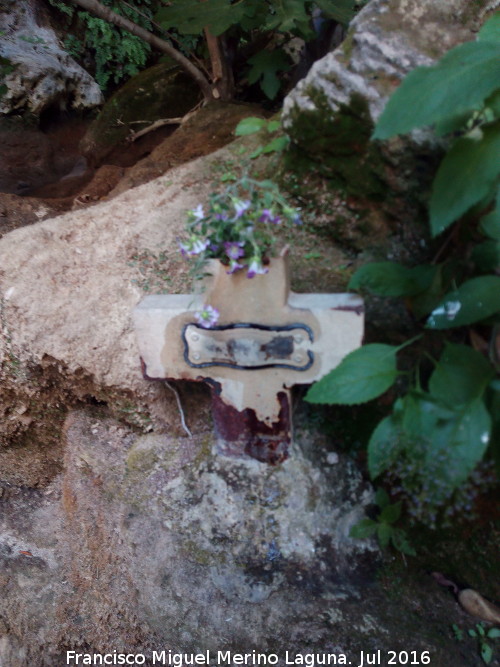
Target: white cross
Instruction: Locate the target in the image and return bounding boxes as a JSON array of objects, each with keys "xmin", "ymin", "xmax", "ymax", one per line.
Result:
[{"xmin": 133, "ymin": 256, "xmax": 364, "ymax": 464}]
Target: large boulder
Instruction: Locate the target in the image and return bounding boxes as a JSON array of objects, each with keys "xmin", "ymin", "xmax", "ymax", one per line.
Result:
[
  {"xmin": 0, "ymin": 411, "xmax": 379, "ymax": 666},
  {"xmin": 79, "ymin": 63, "xmax": 201, "ymax": 167},
  {"xmin": 282, "ymin": 0, "xmax": 489, "ymax": 252},
  {"xmin": 0, "ymin": 0, "xmax": 103, "ymax": 115}
]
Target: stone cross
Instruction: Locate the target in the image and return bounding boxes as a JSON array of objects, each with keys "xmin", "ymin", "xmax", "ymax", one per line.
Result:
[{"xmin": 133, "ymin": 256, "xmax": 364, "ymax": 464}]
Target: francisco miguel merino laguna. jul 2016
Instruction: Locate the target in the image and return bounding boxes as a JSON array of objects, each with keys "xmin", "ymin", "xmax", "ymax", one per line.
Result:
[{"xmin": 66, "ymin": 649, "xmax": 433, "ymax": 665}]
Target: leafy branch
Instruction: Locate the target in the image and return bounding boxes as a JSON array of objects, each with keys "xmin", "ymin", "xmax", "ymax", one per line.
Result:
[{"xmin": 306, "ymin": 13, "xmax": 500, "ymax": 525}]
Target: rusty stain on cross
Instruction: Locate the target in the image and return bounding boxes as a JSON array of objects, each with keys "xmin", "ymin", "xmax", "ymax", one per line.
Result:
[{"xmin": 133, "ymin": 255, "xmax": 364, "ymax": 464}]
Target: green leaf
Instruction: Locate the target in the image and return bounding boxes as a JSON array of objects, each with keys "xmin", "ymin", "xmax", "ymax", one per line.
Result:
[
  {"xmin": 264, "ymin": 0, "xmax": 313, "ymax": 35},
  {"xmin": 478, "ymin": 12, "xmax": 500, "ymax": 43},
  {"xmin": 377, "ymin": 522, "xmax": 392, "ymax": 548},
  {"xmin": 391, "ymin": 392, "xmax": 490, "ymax": 493},
  {"xmin": 305, "ymin": 344, "xmax": 399, "ymax": 405},
  {"xmin": 430, "ymin": 121, "xmax": 500, "ymax": 236},
  {"xmin": 373, "ymin": 41, "xmax": 500, "ymax": 140},
  {"xmin": 469, "ymin": 629, "xmax": 478, "ymax": 638},
  {"xmin": 435, "ymin": 111, "xmax": 473, "ymax": 137},
  {"xmin": 437, "ymin": 400, "xmax": 492, "ymax": 487},
  {"xmin": 426, "ymin": 276, "xmax": 500, "ymax": 328},
  {"xmin": 375, "ymin": 487, "xmax": 390, "ymax": 509},
  {"xmin": 349, "ymin": 518, "xmax": 378, "ymax": 539},
  {"xmin": 481, "ymin": 191, "xmax": 500, "ymax": 239},
  {"xmin": 267, "ymin": 119, "xmax": 281, "ymax": 133},
  {"xmin": 411, "ymin": 263, "xmax": 446, "ymax": 319},
  {"xmin": 429, "ymin": 344, "xmax": 496, "ymax": 407},
  {"xmin": 379, "ymin": 501, "xmax": 402, "ymax": 524},
  {"xmin": 249, "ymin": 146, "xmax": 264, "ymax": 159},
  {"xmin": 481, "ymin": 642, "xmax": 493, "ymax": 665},
  {"xmin": 234, "ymin": 117, "xmax": 267, "ymax": 136},
  {"xmin": 315, "ymin": 0, "xmax": 354, "ymax": 25},
  {"xmin": 247, "ymin": 50, "xmax": 290, "ymax": 100},
  {"xmin": 367, "ymin": 412, "xmax": 402, "ymax": 479},
  {"xmin": 261, "ymin": 135, "xmax": 289, "ymax": 153},
  {"xmin": 472, "ymin": 239, "xmax": 500, "ymax": 271},
  {"xmin": 391, "ymin": 529, "xmax": 416, "ymax": 556},
  {"xmin": 349, "ymin": 262, "xmax": 436, "ymax": 297},
  {"xmin": 155, "ymin": 0, "xmax": 244, "ymax": 36},
  {"xmin": 487, "ymin": 628, "xmax": 500, "ymax": 639},
  {"xmin": 400, "ymin": 392, "xmax": 455, "ymax": 456}
]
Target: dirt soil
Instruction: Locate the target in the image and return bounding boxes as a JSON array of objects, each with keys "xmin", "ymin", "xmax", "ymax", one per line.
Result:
[{"xmin": 0, "ymin": 102, "xmax": 265, "ymax": 238}]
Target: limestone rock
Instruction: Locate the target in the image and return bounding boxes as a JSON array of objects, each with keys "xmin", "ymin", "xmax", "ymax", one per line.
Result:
[
  {"xmin": 0, "ymin": 148, "xmax": 223, "ymax": 485},
  {"xmin": 0, "ymin": 409, "xmax": 375, "ymax": 665},
  {"xmin": 282, "ymin": 0, "xmax": 487, "ymax": 244},
  {"xmin": 0, "ymin": 0, "xmax": 103, "ymax": 115}
]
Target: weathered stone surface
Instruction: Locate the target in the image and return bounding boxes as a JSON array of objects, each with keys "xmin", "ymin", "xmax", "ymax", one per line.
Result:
[
  {"xmin": 0, "ymin": 148, "xmax": 220, "ymax": 485},
  {"xmin": 0, "ymin": 0, "xmax": 102, "ymax": 115},
  {"xmin": 0, "ymin": 409, "xmax": 376, "ymax": 664},
  {"xmin": 0, "ymin": 410, "xmax": 490, "ymax": 666},
  {"xmin": 281, "ymin": 0, "xmax": 489, "ymax": 250},
  {"xmin": 79, "ymin": 64, "xmax": 201, "ymax": 167}
]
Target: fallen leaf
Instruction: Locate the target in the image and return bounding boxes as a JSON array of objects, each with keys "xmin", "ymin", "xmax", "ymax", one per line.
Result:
[{"xmin": 458, "ymin": 589, "xmax": 500, "ymax": 624}]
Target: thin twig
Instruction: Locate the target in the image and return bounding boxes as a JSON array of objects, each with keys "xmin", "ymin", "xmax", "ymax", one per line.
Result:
[
  {"xmin": 126, "ymin": 101, "xmax": 203, "ymax": 141},
  {"xmin": 127, "ymin": 117, "xmax": 183, "ymax": 141},
  {"xmin": 164, "ymin": 380, "xmax": 192, "ymax": 437}
]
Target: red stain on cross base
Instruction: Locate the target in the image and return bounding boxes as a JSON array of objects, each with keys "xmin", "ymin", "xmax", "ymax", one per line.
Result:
[{"xmin": 211, "ymin": 391, "xmax": 290, "ymax": 465}]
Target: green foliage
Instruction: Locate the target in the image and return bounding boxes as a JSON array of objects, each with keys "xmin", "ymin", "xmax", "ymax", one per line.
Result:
[
  {"xmin": 372, "ymin": 41, "xmax": 500, "ymax": 141},
  {"xmin": 246, "ymin": 50, "xmax": 291, "ymax": 100},
  {"xmin": 350, "ymin": 488, "xmax": 416, "ymax": 555},
  {"xmin": 48, "ymin": 0, "xmax": 154, "ymax": 90},
  {"xmin": 305, "ymin": 343, "xmax": 400, "ymax": 405},
  {"xmin": 430, "ymin": 121, "xmax": 500, "ymax": 236},
  {"xmin": 426, "ymin": 277, "xmax": 500, "ymax": 329},
  {"xmin": 348, "ymin": 262, "xmax": 436, "ymax": 297},
  {"xmin": 234, "ymin": 116, "xmax": 290, "ymax": 158},
  {"xmin": 307, "ymin": 14, "xmax": 500, "ymax": 527},
  {"xmin": 155, "ymin": 0, "xmax": 355, "ymax": 99},
  {"xmin": 468, "ymin": 624, "xmax": 500, "ymax": 664},
  {"xmin": 155, "ymin": 0, "xmax": 246, "ymax": 36}
]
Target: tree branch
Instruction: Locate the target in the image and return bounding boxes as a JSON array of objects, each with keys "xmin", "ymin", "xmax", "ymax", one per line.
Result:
[{"xmin": 67, "ymin": 0, "xmax": 215, "ymax": 100}]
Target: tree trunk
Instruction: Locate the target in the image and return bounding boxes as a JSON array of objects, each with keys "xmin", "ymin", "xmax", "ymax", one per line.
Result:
[
  {"xmin": 203, "ymin": 30, "xmax": 234, "ymax": 101},
  {"xmin": 67, "ymin": 0, "xmax": 215, "ymax": 100}
]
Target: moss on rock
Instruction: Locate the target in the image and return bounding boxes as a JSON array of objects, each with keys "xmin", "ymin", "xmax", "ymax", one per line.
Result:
[{"xmin": 80, "ymin": 64, "xmax": 201, "ymax": 166}]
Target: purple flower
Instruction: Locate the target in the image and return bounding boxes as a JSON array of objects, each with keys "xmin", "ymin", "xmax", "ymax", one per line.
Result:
[
  {"xmin": 226, "ymin": 259, "xmax": 246, "ymax": 275},
  {"xmin": 233, "ymin": 199, "xmax": 251, "ymax": 219},
  {"xmin": 179, "ymin": 237, "xmax": 209, "ymax": 256},
  {"xmin": 224, "ymin": 241, "xmax": 245, "ymax": 261},
  {"xmin": 195, "ymin": 304, "xmax": 220, "ymax": 328},
  {"xmin": 259, "ymin": 209, "xmax": 281, "ymax": 225},
  {"xmin": 247, "ymin": 258, "xmax": 269, "ymax": 279},
  {"xmin": 191, "ymin": 204, "xmax": 205, "ymax": 221}
]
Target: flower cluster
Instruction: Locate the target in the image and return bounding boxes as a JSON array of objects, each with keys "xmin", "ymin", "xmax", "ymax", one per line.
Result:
[{"xmin": 179, "ymin": 175, "xmax": 301, "ymax": 280}]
